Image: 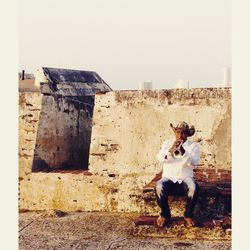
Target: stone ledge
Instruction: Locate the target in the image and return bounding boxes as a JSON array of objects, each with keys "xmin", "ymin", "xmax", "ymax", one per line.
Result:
[
  {"xmin": 134, "ymin": 215, "xmax": 231, "ymax": 229},
  {"xmin": 49, "ymin": 170, "xmax": 93, "ymax": 175},
  {"xmin": 113, "ymin": 88, "xmax": 231, "ymax": 103},
  {"xmin": 143, "ymin": 168, "xmax": 231, "ymax": 196}
]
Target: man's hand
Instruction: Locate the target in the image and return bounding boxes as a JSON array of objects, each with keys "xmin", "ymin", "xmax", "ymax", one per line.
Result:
[
  {"xmin": 168, "ymin": 139, "xmax": 182, "ymax": 154},
  {"xmin": 168, "ymin": 139, "xmax": 185, "ymax": 157},
  {"xmin": 179, "ymin": 145, "xmax": 185, "ymax": 155}
]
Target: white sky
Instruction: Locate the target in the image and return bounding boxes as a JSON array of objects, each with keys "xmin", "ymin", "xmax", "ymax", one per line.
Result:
[{"xmin": 19, "ymin": 0, "xmax": 231, "ymax": 90}]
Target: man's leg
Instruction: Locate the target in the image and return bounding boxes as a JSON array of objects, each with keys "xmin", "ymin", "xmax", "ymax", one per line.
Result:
[
  {"xmin": 182, "ymin": 177, "xmax": 199, "ymax": 226},
  {"xmin": 155, "ymin": 178, "xmax": 172, "ymax": 227}
]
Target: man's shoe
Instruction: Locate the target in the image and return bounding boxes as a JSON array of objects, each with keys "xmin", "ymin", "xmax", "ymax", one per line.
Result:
[
  {"xmin": 156, "ymin": 216, "xmax": 168, "ymax": 228},
  {"xmin": 184, "ymin": 217, "xmax": 196, "ymax": 227}
]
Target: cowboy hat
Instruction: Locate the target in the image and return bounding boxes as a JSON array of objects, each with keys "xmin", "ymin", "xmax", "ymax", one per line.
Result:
[{"xmin": 170, "ymin": 122, "xmax": 195, "ymax": 137}]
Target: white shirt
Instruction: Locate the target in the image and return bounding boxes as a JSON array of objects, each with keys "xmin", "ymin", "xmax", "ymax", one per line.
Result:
[{"xmin": 156, "ymin": 138, "xmax": 200, "ymax": 183}]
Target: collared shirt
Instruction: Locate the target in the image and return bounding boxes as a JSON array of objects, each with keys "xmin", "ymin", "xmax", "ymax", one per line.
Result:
[{"xmin": 156, "ymin": 138, "xmax": 200, "ymax": 183}]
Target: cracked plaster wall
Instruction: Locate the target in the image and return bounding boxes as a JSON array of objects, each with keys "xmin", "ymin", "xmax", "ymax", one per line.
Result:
[
  {"xmin": 89, "ymin": 88, "xmax": 231, "ymax": 176},
  {"xmin": 19, "ymin": 88, "xmax": 231, "ymax": 213}
]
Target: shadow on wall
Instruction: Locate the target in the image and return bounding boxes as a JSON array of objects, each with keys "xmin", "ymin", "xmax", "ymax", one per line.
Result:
[{"xmin": 32, "ymin": 94, "xmax": 95, "ymax": 172}]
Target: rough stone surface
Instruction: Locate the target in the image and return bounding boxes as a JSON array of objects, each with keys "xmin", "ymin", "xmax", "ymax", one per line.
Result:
[
  {"xmin": 89, "ymin": 88, "xmax": 231, "ymax": 175},
  {"xmin": 19, "ymin": 171, "xmax": 153, "ymax": 213},
  {"xmin": 32, "ymin": 95, "xmax": 94, "ymax": 171},
  {"xmin": 19, "ymin": 92, "xmax": 42, "ymax": 177},
  {"xmin": 19, "ymin": 212, "xmax": 231, "ymax": 250},
  {"xmin": 19, "ymin": 92, "xmax": 94, "ymax": 172},
  {"xmin": 19, "ymin": 67, "xmax": 112, "ymax": 172},
  {"xmin": 19, "ymin": 88, "xmax": 231, "ymax": 215}
]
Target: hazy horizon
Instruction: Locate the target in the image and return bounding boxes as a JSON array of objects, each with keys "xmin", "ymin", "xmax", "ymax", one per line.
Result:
[{"xmin": 19, "ymin": 0, "xmax": 231, "ymax": 90}]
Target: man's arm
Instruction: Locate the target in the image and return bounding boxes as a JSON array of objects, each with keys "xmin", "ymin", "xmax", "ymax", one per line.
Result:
[
  {"xmin": 182, "ymin": 143, "xmax": 200, "ymax": 168},
  {"xmin": 156, "ymin": 139, "xmax": 173, "ymax": 162}
]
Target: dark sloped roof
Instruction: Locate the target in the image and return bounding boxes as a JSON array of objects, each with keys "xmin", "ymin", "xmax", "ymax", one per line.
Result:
[
  {"xmin": 43, "ymin": 67, "xmax": 107, "ymax": 84},
  {"xmin": 40, "ymin": 67, "xmax": 112, "ymax": 96}
]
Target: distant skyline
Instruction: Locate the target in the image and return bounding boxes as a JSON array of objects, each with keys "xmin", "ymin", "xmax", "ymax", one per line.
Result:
[{"xmin": 19, "ymin": 0, "xmax": 231, "ymax": 90}]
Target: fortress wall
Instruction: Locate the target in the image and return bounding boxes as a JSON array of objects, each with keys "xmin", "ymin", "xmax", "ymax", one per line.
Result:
[
  {"xmin": 89, "ymin": 88, "xmax": 231, "ymax": 176},
  {"xmin": 19, "ymin": 88, "xmax": 231, "ymax": 213}
]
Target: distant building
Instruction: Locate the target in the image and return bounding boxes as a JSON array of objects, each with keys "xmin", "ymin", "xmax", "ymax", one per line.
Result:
[
  {"xmin": 139, "ymin": 81, "xmax": 153, "ymax": 90},
  {"xmin": 18, "ymin": 70, "xmax": 37, "ymax": 92},
  {"xmin": 18, "ymin": 70, "xmax": 34, "ymax": 80}
]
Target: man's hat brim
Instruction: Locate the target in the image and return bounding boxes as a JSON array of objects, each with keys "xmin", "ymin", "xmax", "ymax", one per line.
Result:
[
  {"xmin": 170, "ymin": 122, "xmax": 195, "ymax": 137},
  {"xmin": 183, "ymin": 127, "xmax": 195, "ymax": 137}
]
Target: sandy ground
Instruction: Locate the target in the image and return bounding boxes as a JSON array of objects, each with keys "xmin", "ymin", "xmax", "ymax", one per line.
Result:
[{"xmin": 19, "ymin": 211, "xmax": 231, "ymax": 250}]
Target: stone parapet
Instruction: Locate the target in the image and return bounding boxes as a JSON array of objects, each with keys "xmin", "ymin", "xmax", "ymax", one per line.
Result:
[{"xmin": 89, "ymin": 88, "xmax": 231, "ymax": 175}]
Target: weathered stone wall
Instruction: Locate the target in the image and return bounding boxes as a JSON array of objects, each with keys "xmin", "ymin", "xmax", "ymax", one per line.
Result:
[
  {"xmin": 32, "ymin": 95, "xmax": 94, "ymax": 171},
  {"xmin": 19, "ymin": 171, "xmax": 152, "ymax": 213},
  {"xmin": 19, "ymin": 92, "xmax": 42, "ymax": 177},
  {"xmin": 19, "ymin": 91, "xmax": 96, "ymax": 172},
  {"xmin": 19, "ymin": 88, "xmax": 231, "ymax": 214},
  {"xmin": 19, "ymin": 93, "xmax": 94, "ymax": 173},
  {"xmin": 89, "ymin": 88, "xmax": 231, "ymax": 175}
]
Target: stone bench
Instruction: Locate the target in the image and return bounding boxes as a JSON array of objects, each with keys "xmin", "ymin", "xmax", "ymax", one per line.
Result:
[{"xmin": 143, "ymin": 168, "xmax": 231, "ymax": 196}]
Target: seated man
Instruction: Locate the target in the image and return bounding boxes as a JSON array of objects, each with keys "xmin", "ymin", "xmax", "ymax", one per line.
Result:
[{"xmin": 156, "ymin": 122, "xmax": 200, "ymax": 227}]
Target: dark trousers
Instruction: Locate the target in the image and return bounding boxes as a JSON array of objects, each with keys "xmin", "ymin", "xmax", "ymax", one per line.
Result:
[{"xmin": 155, "ymin": 177, "xmax": 199, "ymax": 219}]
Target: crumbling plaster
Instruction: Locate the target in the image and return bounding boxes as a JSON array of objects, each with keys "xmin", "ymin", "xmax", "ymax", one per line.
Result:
[
  {"xmin": 89, "ymin": 88, "xmax": 231, "ymax": 175},
  {"xmin": 19, "ymin": 88, "xmax": 231, "ymax": 213}
]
